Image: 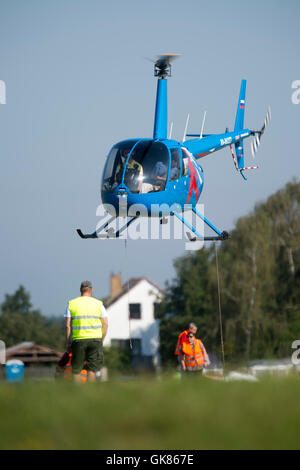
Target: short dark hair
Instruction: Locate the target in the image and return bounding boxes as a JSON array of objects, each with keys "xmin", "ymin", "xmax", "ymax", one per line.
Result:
[{"xmin": 80, "ymin": 280, "xmax": 92, "ymax": 293}]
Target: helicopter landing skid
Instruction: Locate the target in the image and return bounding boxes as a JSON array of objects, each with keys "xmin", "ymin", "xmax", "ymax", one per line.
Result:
[
  {"xmin": 186, "ymin": 231, "xmax": 230, "ymax": 242},
  {"xmin": 172, "ymin": 208, "xmax": 230, "ymax": 242},
  {"xmin": 77, "ymin": 215, "xmax": 139, "ymax": 239}
]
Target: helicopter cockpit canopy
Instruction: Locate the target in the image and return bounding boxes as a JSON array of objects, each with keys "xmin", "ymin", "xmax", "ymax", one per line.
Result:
[{"xmin": 102, "ymin": 139, "xmax": 174, "ymax": 194}]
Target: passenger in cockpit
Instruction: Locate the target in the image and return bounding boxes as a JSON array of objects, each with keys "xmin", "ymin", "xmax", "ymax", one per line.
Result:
[
  {"xmin": 151, "ymin": 161, "xmax": 168, "ymax": 185},
  {"xmin": 140, "ymin": 160, "xmax": 168, "ymax": 194},
  {"xmin": 169, "ymin": 153, "xmax": 180, "ymax": 180},
  {"xmin": 150, "ymin": 153, "xmax": 179, "ymax": 185}
]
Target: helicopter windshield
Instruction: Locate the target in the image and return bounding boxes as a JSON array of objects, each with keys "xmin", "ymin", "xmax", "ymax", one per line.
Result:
[
  {"xmin": 124, "ymin": 140, "xmax": 170, "ymax": 193},
  {"xmin": 102, "ymin": 140, "xmax": 138, "ymax": 193}
]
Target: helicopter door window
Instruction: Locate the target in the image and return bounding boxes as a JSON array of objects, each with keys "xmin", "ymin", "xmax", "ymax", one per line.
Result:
[
  {"xmin": 102, "ymin": 141, "xmax": 138, "ymax": 192},
  {"xmin": 123, "ymin": 148, "xmax": 143, "ymax": 193},
  {"xmin": 124, "ymin": 140, "xmax": 170, "ymax": 194},
  {"xmin": 169, "ymin": 148, "xmax": 181, "ymax": 181},
  {"xmin": 181, "ymin": 148, "xmax": 189, "ymax": 176}
]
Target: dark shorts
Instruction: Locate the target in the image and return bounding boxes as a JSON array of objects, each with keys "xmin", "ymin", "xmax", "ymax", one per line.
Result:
[{"xmin": 71, "ymin": 339, "xmax": 103, "ymax": 374}]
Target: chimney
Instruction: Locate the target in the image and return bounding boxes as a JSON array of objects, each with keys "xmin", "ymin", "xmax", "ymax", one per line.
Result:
[{"xmin": 110, "ymin": 274, "xmax": 122, "ymax": 299}]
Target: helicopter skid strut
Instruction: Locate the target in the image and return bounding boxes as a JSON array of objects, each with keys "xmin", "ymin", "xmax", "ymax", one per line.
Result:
[
  {"xmin": 172, "ymin": 208, "xmax": 229, "ymax": 242},
  {"xmin": 77, "ymin": 209, "xmax": 229, "ymax": 242},
  {"xmin": 77, "ymin": 215, "xmax": 139, "ymax": 239}
]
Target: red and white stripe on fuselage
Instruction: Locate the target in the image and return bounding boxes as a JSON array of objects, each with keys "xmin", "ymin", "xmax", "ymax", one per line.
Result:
[{"xmin": 185, "ymin": 152, "xmax": 203, "ymax": 204}]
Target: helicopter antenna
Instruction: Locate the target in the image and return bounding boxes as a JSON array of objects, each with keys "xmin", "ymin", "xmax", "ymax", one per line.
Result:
[
  {"xmin": 182, "ymin": 113, "xmax": 190, "ymax": 142},
  {"xmin": 200, "ymin": 111, "xmax": 207, "ymax": 139}
]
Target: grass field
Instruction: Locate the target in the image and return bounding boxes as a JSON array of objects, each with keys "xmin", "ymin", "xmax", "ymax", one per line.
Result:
[{"xmin": 0, "ymin": 374, "xmax": 299, "ymax": 450}]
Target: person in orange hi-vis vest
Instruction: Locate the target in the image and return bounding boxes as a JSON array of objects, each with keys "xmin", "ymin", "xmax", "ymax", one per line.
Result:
[
  {"xmin": 174, "ymin": 322, "xmax": 198, "ymax": 357},
  {"xmin": 56, "ymin": 351, "xmax": 88, "ymax": 383},
  {"xmin": 180, "ymin": 331, "xmax": 210, "ymax": 376}
]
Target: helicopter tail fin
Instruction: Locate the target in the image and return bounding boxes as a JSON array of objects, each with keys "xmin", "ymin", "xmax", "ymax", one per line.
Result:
[{"xmin": 234, "ymin": 79, "xmax": 247, "ymax": 131}]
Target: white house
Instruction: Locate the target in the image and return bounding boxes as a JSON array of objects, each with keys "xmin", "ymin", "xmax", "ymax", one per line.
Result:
[{"xmin": 103, "ymin": 275, "xmax": 164, "ymax": 369}]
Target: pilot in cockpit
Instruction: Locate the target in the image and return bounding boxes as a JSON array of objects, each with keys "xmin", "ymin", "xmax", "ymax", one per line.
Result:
[
  {"xmin": 115, "ymin": 148, "xmax": 131, "ymax": 183},
  {"xmin": 115, "ymin": 148, "xmax": 143, "ymax": 192}
]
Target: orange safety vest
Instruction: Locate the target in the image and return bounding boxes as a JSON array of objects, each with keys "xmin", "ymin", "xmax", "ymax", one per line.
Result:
[
  {"xmin": 63, "ymin": 354, "xmax": 88, "ymax": 383},
  {"xmin": 181, "ymin": 339, "xmax": 205, "ymax": 369},
  {"xmin": 174, "ymin": 330, "xmax": 189, "ymax": 356}
]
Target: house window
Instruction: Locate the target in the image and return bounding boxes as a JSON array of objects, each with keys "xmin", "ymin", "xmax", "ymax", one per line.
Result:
[
  {"xmin": 129, "ymin": 303, "xmax": 141, "ymax": 319},
  {"xmin": 154, "ymin": 302, "xmax": 161, "ymax": 319},
  {"xmin": 131, "ymin": 338, "xmax": 142, "ymax": 356},
  {"xmin": 111, "ymin": 339, "xmax": 131, "ymax": 351}
]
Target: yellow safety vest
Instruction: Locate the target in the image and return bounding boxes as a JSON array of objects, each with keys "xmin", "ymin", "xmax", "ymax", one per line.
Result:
[{"xmin": 69, "ymin": 296, "xmax": 103, "ymax": 340}]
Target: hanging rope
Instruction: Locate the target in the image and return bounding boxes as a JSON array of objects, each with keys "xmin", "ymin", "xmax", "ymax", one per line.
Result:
[
  {"xmin": 124, "ymin": 238, "xmax": 133, "ymax": 350},
  {"xmin": 215, "ymin": 242, "xmax": 225, "ymax": 375}
]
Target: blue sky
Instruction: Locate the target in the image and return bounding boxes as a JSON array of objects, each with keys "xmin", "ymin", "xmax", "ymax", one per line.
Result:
[{"xmin": 0, "ymin": 0, "xmax": 299, "ymax": 315}]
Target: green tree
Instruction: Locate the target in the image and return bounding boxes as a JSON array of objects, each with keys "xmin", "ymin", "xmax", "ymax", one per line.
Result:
[
  {"xmin": 158, "ymin": 180, "xmax": 300, "ymax": 366},
  {"xmin": 0, "ymin": 286, "xmax": 65, "ymax": 349},
  {"xmin": 103, "ymin": 345, "xmax": 132, "ymax": 372},
  {"xmin": 2, "ymin": 285, "xmax": 32, "ymax": 314},
  {"xmin": 158, "ymin": 247, "xmax": 218, "ymax": 366}
]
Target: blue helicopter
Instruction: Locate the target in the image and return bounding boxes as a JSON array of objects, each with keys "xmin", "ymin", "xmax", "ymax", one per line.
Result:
[{"xmin": 77, "ymin": 54, "xmax": 270, "ymax": 241}]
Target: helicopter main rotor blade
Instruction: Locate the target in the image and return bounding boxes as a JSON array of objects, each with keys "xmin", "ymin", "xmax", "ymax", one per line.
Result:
[
  {"xmin": 154, "ymin": 53, "xmax": 181, "ymax": 78},
  {"xmin": 155, "ymin": 53, "xmax": 181, "ymax": 68}
]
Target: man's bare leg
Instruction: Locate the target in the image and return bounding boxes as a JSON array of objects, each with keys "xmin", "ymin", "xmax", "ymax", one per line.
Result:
[
  {"xmin": 87, "ymin": 371, "xmax": 96, "ymax": 382},
  {"xmin": 73, "ymin": 373, "xmax": 82, "ymax": 383}
]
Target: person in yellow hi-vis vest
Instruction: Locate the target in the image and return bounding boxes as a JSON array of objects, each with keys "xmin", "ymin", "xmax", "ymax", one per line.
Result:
[{"xmin": 65, "ymin": 280, "xmax": 109, "ymax": 383}]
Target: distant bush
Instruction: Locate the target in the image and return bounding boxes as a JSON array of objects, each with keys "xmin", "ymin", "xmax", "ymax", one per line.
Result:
[{"xmin": 103, "ymin": 345, "xmax": 132, "ymax": 372}]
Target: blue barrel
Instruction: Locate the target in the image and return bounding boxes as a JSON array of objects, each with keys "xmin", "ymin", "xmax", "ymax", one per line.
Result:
[{"xmin": 5, "ymin": 360, "xmax": 24, "ymax": 382}]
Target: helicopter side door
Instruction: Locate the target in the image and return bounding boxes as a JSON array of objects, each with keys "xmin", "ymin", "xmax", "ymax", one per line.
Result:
[
  {"xmin": 101, "ymin": 140, "xmax": 139, "ymax": 193},
  {"xmin": 123, "ymin": 140, "xmax": 170, "ymax": 194}
]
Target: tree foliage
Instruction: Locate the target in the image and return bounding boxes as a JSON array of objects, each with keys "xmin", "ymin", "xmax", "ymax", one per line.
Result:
[
  {"xmin": 103, "ymin": 345, "xmax": 132, "ymax": 372},
  {"xmin": 158, "ymin": 180, "xmax": 300, "ymax": 366},
  {"xmin": 0, "ymin": 286, "xmax": 65, "ymax": 349}
]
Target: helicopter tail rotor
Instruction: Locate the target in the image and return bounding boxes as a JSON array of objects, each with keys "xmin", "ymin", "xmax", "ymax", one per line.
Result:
[{"xmin": 250, "ymin": 106, "xmax": 271, "ymax": 158}]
